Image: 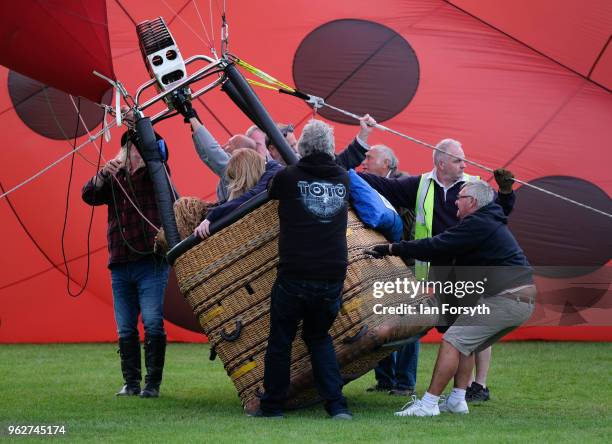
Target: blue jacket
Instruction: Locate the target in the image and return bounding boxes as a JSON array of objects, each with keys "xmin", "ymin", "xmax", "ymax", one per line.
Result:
[{"xmin": 394, "ymin": 202, "xmax": 533, "ymax": 295}]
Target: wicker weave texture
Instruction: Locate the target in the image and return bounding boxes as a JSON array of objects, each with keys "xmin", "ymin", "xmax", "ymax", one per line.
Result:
[{"xmin": 175, "ymin": 201, "xmax": 430, "ymax": 408}]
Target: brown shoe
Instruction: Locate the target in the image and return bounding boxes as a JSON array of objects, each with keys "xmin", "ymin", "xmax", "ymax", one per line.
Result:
[
  {"xmin": 389, "ymin": 388, "xmax": 415, "ymax": 396},
  {"xmin": 366, "ymin": 384, "xmax": 393, "ymax": 392}
]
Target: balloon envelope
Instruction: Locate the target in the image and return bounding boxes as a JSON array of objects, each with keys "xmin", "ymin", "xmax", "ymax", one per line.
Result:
[{"xmin": 1, "ymin": 0, "xmax": 610, "ymax": 342}]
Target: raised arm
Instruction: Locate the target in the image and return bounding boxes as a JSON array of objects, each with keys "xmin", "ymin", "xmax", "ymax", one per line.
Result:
[
  {"xmin": 495, "ymin": 190, "xmax": 516, "ymax": 216},
  {"xmin": 494, "ymin": 168, "xmax": 516, "ymax": 216},
  {"xmin": 358, "ymin": 172, "xmax": 420, "ymax": 210},
  {"xmin": 191, "ymin": 118, "xmax": 230, "ymax": 177},
  {"xmin": 335, "ymin": 114, "xmax": 376, "ymax": 170},
  {"xmin": 81, "ymin": 158, "xmax": 122, "ymax": 206}
]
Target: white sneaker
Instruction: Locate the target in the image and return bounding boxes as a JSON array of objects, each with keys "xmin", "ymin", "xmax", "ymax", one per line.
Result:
[
  {"xmin": 438, "ymin": 395, "xmax": 469, "ymax": 414},
  {"xmin": 394, "ymin": 395, "xmax": 440, "ymax": 417}
]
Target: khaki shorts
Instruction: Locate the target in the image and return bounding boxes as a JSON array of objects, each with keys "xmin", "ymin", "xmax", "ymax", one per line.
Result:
[{"xmin": 443, "ymin": 285, "xmax": 536, "ymax": 356}]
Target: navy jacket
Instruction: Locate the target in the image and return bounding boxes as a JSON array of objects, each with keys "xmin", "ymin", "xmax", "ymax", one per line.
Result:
[
  {"xmin": 360, "ymin": 172, "xmax": 515, "ymax": 268},
  {"xmin": 335, "ymin": 138, "xmax": 368, "ymax": 170},
  {"xmin": 394, "ymin": 202, "xmax": 533, "ymax": 295},
  {"xmin": 359, "ymin": 172, "xmax": 515, "ymax": 237}
]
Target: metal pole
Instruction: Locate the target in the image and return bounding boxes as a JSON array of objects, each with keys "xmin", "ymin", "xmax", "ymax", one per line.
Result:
[
  {"xmin": 134, "ymin": 116, "xmax": 181, "ymax": 248},
  {"xmin": 224, "ymin": 63, "xmax": 299, "ymax": 166}
]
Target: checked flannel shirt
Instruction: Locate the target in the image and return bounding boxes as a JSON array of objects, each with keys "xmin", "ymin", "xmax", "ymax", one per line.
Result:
[{"xmin": 82, "ymin": 166, "xmax": 162, "ymax": 267}]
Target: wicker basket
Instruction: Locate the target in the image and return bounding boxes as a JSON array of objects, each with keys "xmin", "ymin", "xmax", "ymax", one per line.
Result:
[{"xmin": 174, "ymin": 201, "xmax": 432, "ymax": 410}]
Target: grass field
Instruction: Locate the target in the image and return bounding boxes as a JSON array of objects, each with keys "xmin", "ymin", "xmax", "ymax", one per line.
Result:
[{"xmin": 1, "ymin": 342, "xmax": 610, "ymax": 443}]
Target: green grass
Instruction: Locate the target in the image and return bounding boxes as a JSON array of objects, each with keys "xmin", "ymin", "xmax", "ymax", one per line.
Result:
[{"xmin": 0, "ymin": 342, "xmax": 610, "ymax": 443}]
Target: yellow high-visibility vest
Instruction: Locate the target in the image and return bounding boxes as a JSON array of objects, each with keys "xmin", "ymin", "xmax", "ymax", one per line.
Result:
[{"xmin": 413, "ymin": 172, "xmax": 479, "ymax": 280}]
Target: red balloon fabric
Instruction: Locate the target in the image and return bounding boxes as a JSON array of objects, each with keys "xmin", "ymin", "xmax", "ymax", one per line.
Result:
[
  {"xmin": 0, "ymin": 0, "xmax": 115, "ymax": 103},
  {"xmin": 448, "ymin": 0, "xmax": 612, "ymax": 90},
  {"xmin": 0, "ymin": 0, "xmax": 610, "ymax": 343}
]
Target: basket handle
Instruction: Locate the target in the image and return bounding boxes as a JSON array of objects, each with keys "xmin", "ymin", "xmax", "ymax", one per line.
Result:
[
  {"xmin": 342, "ymin": 325, "xmax": 368, "ymax": 344},
  {"xmin": 220, "ymin": 320, "xmax": 243, "ymax": 342}
]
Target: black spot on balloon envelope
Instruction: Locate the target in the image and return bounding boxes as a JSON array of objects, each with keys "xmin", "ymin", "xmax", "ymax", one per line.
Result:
[
  {"xmin": 509, "ymin": 176, "xmax": 612, "ymax": 278},
  {"xmin": 293, "ymin": 19, "xmax": 419, "ymax": 125},
  {"xmin": 8, "ymin": 70, "xmax": 112, "ymax": 140}
]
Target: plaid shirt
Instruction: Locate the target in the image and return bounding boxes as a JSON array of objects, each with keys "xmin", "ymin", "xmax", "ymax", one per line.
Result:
[{"xmin": 82, "ymin": 166, "xmax": 162, "ymax": 267}]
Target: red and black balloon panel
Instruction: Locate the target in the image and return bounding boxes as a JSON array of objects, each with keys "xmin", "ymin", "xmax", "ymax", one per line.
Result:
[{"xmin": 0, "ymin": 0, "xmax": 610, "ymax": 341}]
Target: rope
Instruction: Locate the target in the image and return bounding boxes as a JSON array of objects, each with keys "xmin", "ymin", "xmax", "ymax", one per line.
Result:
[
  {"xmin": 1, "ymin": 103, "xmax": 160, "ymax": 232},
  {"xmin": 220, "ymin": 1, "xmax": 228, "ymax": 56},
  {"xmin": 67, "ymin": 97, "xmax": 161, "ymax": 232},
  {"xmin": 209, "ymin": 0, "xmax": 216, "ymax": 54},
  {"xmin": 164, "ymin": 163, "xmax": 180, "ymax": 202},
  {"xmin": 191, "ymin": 0, "xmax": 217, "ymax": 58},
  {"xmin": 232, "ymin": 56, "xmax": 296, "ymax": 92},
  {"xmin": 161, "ymin": 0, "xmax": 212, "ymax": 49},
  {"xmin": 237, "ymin": 60, "xmax": 612, "ymax": 220},
  {"xmin": 67, "ymin": 97, "xmax": 160, "ymax": 231},
  {"xmin": 0, "ymin": 122, "xmax": 116, "ymax": 201},
  {"xmin": 111, "ymin": 168, "xmax": 160, "ymax": 232},
  {"xmin": 61, "ymin": 96, "xmax": 96, "ymax": 298},
  {"xmin": 320, "ymin": 103, "xmax": 612, "ymax": 219},
  {"xmin": 41, "ymin": 87, "xmax": 100, "ymax": 167},
  {"xmin": 246, "ymin": 79, "xmax": 283, "ymax": 91}
]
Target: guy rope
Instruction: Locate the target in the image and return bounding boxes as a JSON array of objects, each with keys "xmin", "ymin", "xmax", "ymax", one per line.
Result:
[{"xmin": 230, "ymin": 55, "xmax": 612, "ymax": 220}]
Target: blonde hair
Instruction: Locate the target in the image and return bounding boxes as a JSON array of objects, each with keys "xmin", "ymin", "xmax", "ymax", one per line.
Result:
[{"xmin": 226, "ymin": 148, "xmax": 265, "ymax": 200}]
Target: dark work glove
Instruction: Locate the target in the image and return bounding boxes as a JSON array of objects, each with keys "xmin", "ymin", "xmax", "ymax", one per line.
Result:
[
  {"xmin": 364, "ymin": 244, "xmax": 393, "ymax": 259},
  {"xmin": 181, "ymin": 100, "xmax": 199, "ymax": 123},
  {"xmin": 494, "ymin": 168, "xmax": 514, "ymax": 194},
  {"xmin": 172, "ymin": 94, "xmax": 199, "ymax": 123}
]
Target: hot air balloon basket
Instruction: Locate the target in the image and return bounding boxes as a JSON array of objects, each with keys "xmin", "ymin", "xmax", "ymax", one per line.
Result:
[{"xmin": 173, "ymin": 201, "xmax": 430, "ymax": 408}]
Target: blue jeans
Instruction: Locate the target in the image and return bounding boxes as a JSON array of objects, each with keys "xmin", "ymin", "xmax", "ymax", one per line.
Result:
[
  {"xmin": 110, "ymin": 257, "xmax": 170, "ymax": 338},
  {"xmin": 261, "ymin": 277, "xmax": 348, "ymax": 416},
  {"xmin": 375, "ymin": 340, "xmax": 420, "ymax": 390}
]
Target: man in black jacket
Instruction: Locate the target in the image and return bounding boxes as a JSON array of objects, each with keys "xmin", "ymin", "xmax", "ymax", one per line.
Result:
[
  {"xmin": 254, "ymin": 119, "xmax": 352, "ymax": 420},
  {"xmin": 366, "ymin": 180, "xmax": 535, "ymax": 417}
]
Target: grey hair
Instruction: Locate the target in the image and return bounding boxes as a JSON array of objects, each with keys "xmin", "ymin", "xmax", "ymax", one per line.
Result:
[
  {"xmin": 298, "ymin": 119, "xmax": 335, "ymax": 158},
  {"xmin": 461, "ymin": 180, "xmax": 495, "ymax": 209},
  {"xmin": 433, "ymin": 138, "xmax": 462, "ymax": 165},
  {"xmin": 371, "ymin": 144, "xmax": 399, "ymax": 171},
  {"xmin": 245, "ymin": 125, "xmax": 261, "ymax": 138}
]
